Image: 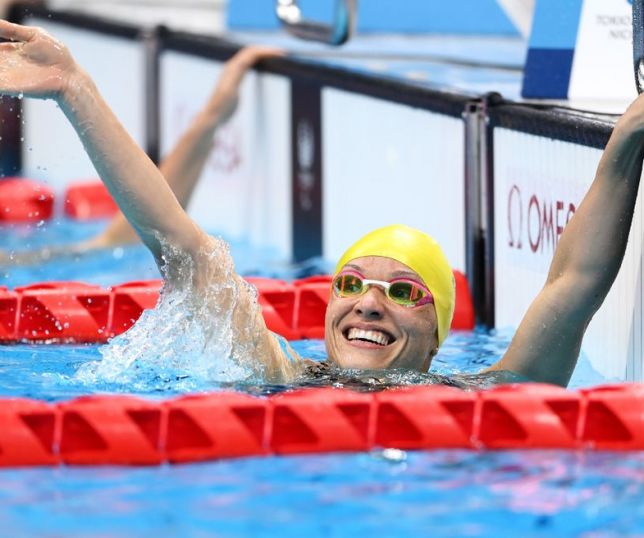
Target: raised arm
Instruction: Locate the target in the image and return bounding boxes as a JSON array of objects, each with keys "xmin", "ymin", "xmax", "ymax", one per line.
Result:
[
  {"xmin": 0, "ymin": 21, "xmax": 301, "ymax": 381},
  {"xmin": 489, "ymin": 96, "xmax": 644, "ymax": 386},
  {"xmin": 89, "ymin": 46, "xmax": 283, "ymax": 249}
]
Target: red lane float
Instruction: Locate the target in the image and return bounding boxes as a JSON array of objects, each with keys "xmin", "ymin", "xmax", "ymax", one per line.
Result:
[
  {"xmin": 0, "ymin": 286, "xmax": 19, "ymax": 340},
  {"xmin": 477, "ymin": 384, "xmax": 581, "ymax": 449},
  {"xmin": 0, "ymin": 399, "xmax": 59, "ymax": 467},
  {"xmin": 109, "ymin": 280, "xmax": 163, "ymax": 337},
  {"xmin": 580, "ymin": 384, "xmax": 644, "ymax": 450},
  {"xmin": 0, "ymin": 384, "xmax": 641, "ymax": 466},
  {"xmin": 64, "ymin": 181, "xmax": 118, "ymax": 220},
  {"xmin": 245, "ymin": 277, "xmax": 299, "ymax": 340},
  {"xmin": 58, "ymin": 395, "xmax": 163, "ymax": 465},
  {"xmin": 0, "ymin": 273, "xmax": 476, "ymax": 343},
  {"xmin": 165, "ymin": 393, "xmax": 269, "ymax": 462},
  {"xmin": 294, "ymin": 275, "xmax": 332, "ymax": 339},
  {"xmin": 16, "ymin": 282, "xmax": 111, "ymax": 342},
  {"xmin": 375, "ymin": 386, "xmax": 477, "ymax": 449},
  {"xmin": 0, "ymin": 177, "xmax": 54, "ymax": 223},
  {"xmin": 453, "ymin": 270, "xmax": 475, "ymax": 331},
  {"xmin": 271, "ymin": 388, "xmax": 374, "ymax": 454}
]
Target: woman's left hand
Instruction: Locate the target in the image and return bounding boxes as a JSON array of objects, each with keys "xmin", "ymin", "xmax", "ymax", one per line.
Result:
[{"xmin": 0, "ymin": 20, "xmax": 77, "ymax": 100}]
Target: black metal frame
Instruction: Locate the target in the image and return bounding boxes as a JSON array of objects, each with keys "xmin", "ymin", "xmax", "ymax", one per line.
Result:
[{"xmin": 160, "ymin": 29, "xmax": 471, "ymax": 118}]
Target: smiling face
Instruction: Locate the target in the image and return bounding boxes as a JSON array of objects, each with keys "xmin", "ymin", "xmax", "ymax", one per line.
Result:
[{"xmin": 324, "ymin": 256, "xmax": 439, "ymax": 371}]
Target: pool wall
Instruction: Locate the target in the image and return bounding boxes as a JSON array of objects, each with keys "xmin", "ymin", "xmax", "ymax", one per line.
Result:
[
  {"xmin": 4, "ymin": 4, "xmax": 642, "ymax": 383},
  {"xmin": 159, "ymin": 47, "xmax": 293, "ymax": 258}
]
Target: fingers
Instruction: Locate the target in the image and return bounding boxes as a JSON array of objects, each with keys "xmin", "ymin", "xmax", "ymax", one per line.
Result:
[
  {"xmin": 0, "ymin": 41, "xmax": 22, "ymax": 52},
  {"xmin": 0, "ymin": 20, "xmax": 36, "ymax": 43},
  {"xmin": 218, "ymin": 46, "xmax": 285, "ymax": 90},
  {"xmin": 233, "ymin": 45, "xmax": 285, "ymax": 68}
]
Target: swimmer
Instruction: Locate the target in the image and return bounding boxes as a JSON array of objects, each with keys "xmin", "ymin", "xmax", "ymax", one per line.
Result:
[
  {"xmin": 0, "ymin": 20, "xmax": 641, "ymax": 386},
  {"xmin": 0, "ymin": 44, "xmax": 282, "ymax": 265}
]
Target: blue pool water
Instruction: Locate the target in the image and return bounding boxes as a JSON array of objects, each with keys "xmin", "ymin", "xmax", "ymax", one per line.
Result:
[
  {"xmin": 1, "ymin": 451, "xmax": 642, "ymax": 538},
  {"xmin": 0, "ymin": 219, "xmax": 642, "ymax": 537}
]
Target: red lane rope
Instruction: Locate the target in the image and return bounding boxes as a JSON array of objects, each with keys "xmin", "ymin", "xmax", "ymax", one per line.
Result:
[
  {"xmin": 0, "ymin": 274, "xmax": 475, "ymax": 343},
  {"xmin": 0, "ymin": 178, "xmax": 54, "ymax": 223},
  {"xmin": 0, "ymin": 178, "xmax": 115, "ymax": 222},
  {"xmin": 64, "ymin": 181, "xmax": 118, "ymax": 220},
  {"xmin": 0, "ymin": 383, "xmax": 642, "ymax": 466}
]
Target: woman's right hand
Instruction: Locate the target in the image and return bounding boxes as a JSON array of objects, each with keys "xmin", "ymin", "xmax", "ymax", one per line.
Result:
[
  {"xmin": 206, "ymin": 46, "xmax": 284, "ymax": 125},
  {"xmin": 0, "ymin": 20, "xmax": 77, "ymax": 100}
]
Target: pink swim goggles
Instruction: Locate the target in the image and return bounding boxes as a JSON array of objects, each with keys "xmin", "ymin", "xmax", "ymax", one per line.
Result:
[{"xmin": 332, "ymin": 270, "xmax": 434, "ymax": 308}]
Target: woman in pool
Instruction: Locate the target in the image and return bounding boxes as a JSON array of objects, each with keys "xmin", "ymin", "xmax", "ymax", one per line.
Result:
[
  {"xmin": 0, "ymin": 44, "xmax": 281, "ymax": 265},
  {"xmin": 0, "ymin": 20, "xmax": 641, "ymax": 386}
]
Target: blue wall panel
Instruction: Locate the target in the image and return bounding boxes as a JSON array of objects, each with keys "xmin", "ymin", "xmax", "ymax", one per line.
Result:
[
  {"xmin": 522, "ymin": 0, "xmax": 584, "ymax": 98},
  {"xmin": 227, "ymin": 0, "xmax": 519, "ymax": 35}
]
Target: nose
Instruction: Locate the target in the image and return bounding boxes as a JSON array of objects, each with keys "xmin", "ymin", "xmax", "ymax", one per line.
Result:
[{"xmin": 353, "ymin": 286, "xmax": 386, "ymax": 318}]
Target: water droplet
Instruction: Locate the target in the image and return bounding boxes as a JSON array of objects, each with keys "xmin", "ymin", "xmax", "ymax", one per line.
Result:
[{"xmin": 376, "ymin": 448, "xmax": 407, "ymax": 463}]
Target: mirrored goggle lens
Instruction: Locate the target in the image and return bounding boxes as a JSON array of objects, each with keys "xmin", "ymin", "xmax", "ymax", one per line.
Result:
[
  {"xmin": 387, "ymin": 281, "xmax": 427, "ymax": 306},
  {"xmin": 333, "ymin": 273, "xmax": 364, "ymax": 296}
]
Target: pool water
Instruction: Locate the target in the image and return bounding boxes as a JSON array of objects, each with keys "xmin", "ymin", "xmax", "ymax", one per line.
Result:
[
  {"xmin": 0, "ymin": 451, "xmax": 642, "ymax": 537},
  {"xmin": 0, "ymin": 219, "xmax": 641, "ymax": 537},
  {"xmin": 0, "ymin": 219, "xmax": 324, "ymax": 288}
]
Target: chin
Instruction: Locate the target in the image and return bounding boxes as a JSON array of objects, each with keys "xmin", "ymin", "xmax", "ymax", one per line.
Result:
[{"xmin": 334, "ymin": 350, "xmax": 396, "ymax": 370}]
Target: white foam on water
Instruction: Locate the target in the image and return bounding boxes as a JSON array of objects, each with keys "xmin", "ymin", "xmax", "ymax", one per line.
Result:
[{"xmin": 75, "ymin": 236, "xmax": 268, "ymax": 389}]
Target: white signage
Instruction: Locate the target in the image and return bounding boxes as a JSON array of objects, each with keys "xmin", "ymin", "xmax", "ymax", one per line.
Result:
[
  {"xmin": 494, "ymin": 128, "xmax": 644, "ymax": 382},
  {"xmin": 322, "ymin": 89, "xmax": 466, "ymax": 272},
  {"xmin": 569, "ymin": 0, "xmax": 637, "ymax": 105}
]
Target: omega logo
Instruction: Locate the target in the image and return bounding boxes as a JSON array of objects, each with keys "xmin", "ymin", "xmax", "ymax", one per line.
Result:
[{"xmin": 507, "ymin": 184, "xmax": 576, "ymax": 254}]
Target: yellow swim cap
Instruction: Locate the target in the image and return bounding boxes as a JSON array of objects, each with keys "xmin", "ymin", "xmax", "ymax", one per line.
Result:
[{"xmin": 334, "ymin": 224, "xmax": 455, "ymax": 346}]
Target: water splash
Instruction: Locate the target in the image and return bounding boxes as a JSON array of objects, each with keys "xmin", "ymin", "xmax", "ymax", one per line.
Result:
[{"xmin": 75, "ymin": 236, "xmax": 267, "ymax": 390}]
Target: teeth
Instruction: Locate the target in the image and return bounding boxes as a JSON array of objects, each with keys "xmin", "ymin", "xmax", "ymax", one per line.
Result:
[{"xmin": 347, "ymin": 328, "xmax": 390, "ymax": 346}]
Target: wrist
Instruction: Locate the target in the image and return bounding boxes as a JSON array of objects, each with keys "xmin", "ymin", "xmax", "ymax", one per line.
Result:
[
  {"xmin": 614, "ymin": 98, "xmax": 644, "ymax": 140},
  {"xmin": 58, "ymin": 67, "xmax": 94, "ymax": 109}
]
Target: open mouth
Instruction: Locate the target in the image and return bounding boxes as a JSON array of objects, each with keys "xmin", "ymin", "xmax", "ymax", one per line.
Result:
[{"xmin": 344, "ymin": 327, "xmax": 394, "ymax": 347}]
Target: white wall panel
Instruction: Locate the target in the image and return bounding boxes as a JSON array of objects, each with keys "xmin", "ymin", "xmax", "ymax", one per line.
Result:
[
  {"xmin": 21, "ymin": 20, "xmax": 145, "ymax": 194},
  {"xmin": 494, "ymin": 128, "xmax": 643, "ymax": 381},
  {"xmin": 160, "ymin": 52, "xmax": 291, "ymax": 256},
  {"xmin": 322, "ymin": 89, "xmax": 466, "ymax": 271},
  {"xmin": 48, "ymin": 0, "xmax": 226, "ymax": 34}
]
